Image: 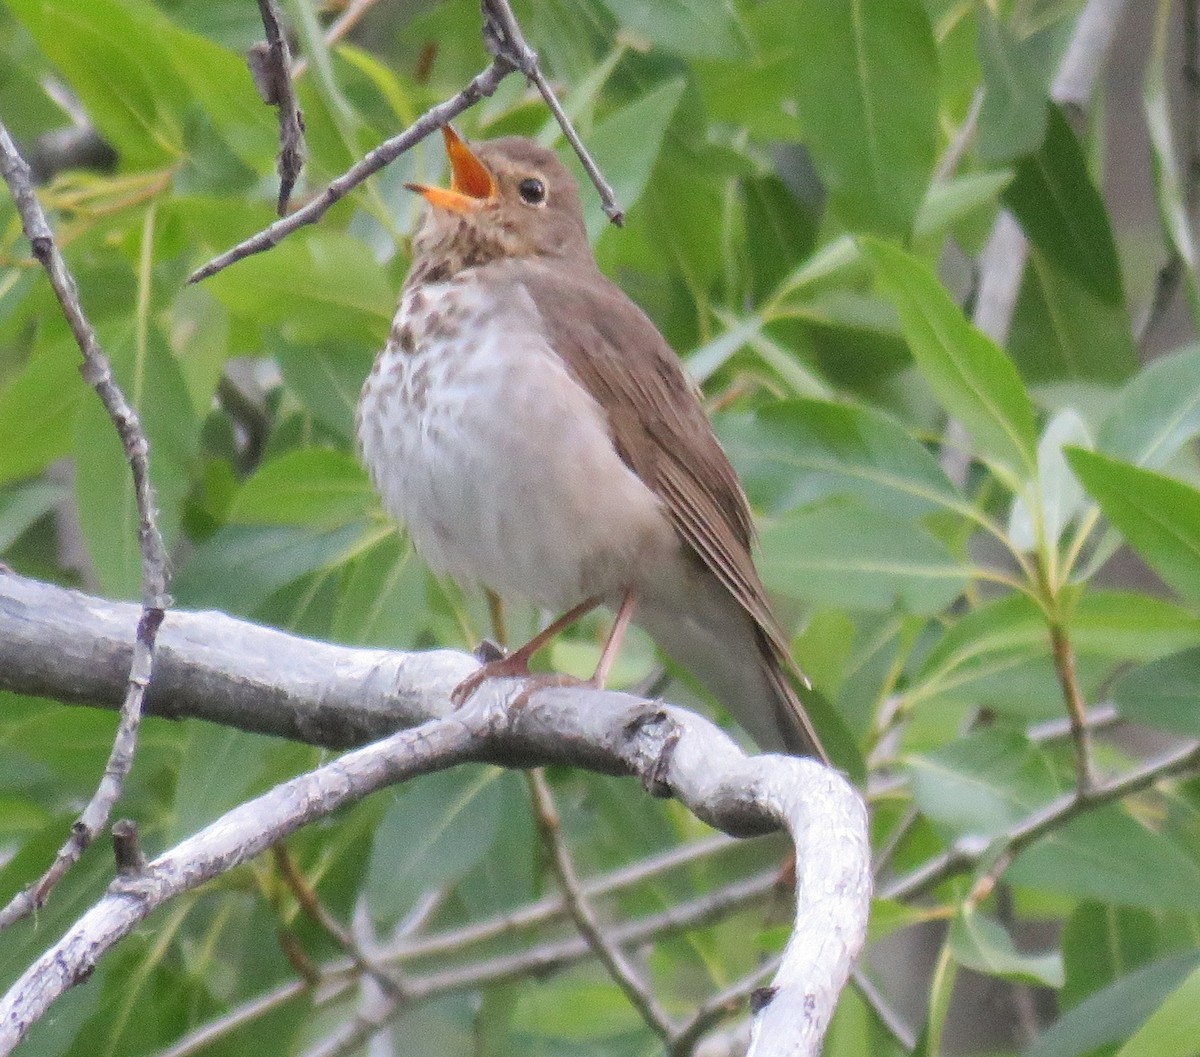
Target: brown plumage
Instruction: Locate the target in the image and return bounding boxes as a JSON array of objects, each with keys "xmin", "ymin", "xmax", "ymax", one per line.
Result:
[{"xmin": 357, "ymin": 128, "xmax": 825, "ymax": 758}]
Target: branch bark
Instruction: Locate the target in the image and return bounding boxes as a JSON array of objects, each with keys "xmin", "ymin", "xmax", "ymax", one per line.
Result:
[{"xmin": 0, "ymin": 568, "xmax": 870, "ymax": 1057}]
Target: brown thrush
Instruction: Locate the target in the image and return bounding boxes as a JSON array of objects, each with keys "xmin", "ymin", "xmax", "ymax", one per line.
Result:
[{"xmin": 357, "ymin": 126, "xmax": 825, "ymax": 759}]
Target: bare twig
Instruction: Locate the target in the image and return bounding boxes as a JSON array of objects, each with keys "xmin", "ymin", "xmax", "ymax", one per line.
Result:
[
  {"xmin": 189, "ymin": 0, "xmax": 623, "ymax": 283},
  {"xmin": 526, "ymin": 768, "xmax": 675, "ymax": 1041},
  {"xmin": 1048, "ymin": 623, "xmax": 1095, "ymax": 791},
  {"xmin": 851, "ymin": 967, "xmax": 917, "ymax": 1051},
  {"xmin": 251, "ymin": 0, "xmax": 307, "ymax": 214},
  {"xmin": 881, "ymin": 737, "xmax": 1200, "ymax": 903},
  {"xmin": 480, "ymin": 0, "xmax": 623, "ymax": 223},
  {"xmin": 0, "ymin": 118, "xmax": 169, "ymax": 931},
  {"xmin": 272, "ymin": 844, "xmax": 411, "ymax": 1001},
  {"xmin": 189, "ymin": 57, "xmax": 510, "ymax": 282},
  {"xmin": 670, "ymin": 958, "xmax": 779, "ymax": 1057}
]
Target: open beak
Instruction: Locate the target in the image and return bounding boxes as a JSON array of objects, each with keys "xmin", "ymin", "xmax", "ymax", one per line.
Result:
[{"xmin": 405, "ymin": 126, "xmax": 496, "ymax": 214}]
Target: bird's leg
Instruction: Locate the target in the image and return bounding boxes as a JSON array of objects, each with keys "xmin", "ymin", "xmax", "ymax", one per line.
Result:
[
  {"xmin": 589, "ymin": 589, "xmax": 636, "ymax": 689},
  {"xmin": 485, "ymin": 588, "xmax": 508, "ymax": 649},
  {"xmin": 451, "ymin": 595, "xmax": 602, "ymax": 707}
]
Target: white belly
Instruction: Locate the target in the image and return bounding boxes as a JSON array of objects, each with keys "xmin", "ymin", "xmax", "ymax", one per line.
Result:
[{"xmin": 357, "ymin": 277, "xmax": 677, "ymax": 610}]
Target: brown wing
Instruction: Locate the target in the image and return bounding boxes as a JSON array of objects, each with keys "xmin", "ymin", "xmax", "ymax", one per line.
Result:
[{"xmin": 506, "ymin": 259, "xmax": 824, "ymax": 758}]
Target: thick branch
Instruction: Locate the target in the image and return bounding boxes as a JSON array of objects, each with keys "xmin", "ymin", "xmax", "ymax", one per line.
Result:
[{"xmin": 0, "ymin": 569, "xmax": 869, "ymax": 1057}]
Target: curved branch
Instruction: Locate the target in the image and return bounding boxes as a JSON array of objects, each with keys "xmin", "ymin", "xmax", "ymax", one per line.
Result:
[{"xmin": 0, "ymin": 569, "xmax": 870, "ymax": 1057}]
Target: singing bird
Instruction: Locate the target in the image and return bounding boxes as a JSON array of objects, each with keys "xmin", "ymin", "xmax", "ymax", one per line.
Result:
[{"xmin": 357, "ymin": 127, "xmax": 825, "ymax": 758}]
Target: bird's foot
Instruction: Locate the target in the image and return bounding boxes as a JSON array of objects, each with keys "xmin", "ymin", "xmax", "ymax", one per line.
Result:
[{"xmin": 451, "ymin": 660, "xmax": 581, "ymax": 709}]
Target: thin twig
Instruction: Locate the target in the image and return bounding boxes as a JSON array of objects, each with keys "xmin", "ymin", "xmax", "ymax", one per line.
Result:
[
  {"xmin": 272, "ymin": 844, "xmax": 411, "ymax": 1000},
  {"xmin": 157, "ymin": 867, "xmax": 782, "ymax": 1057},
  {"xmin": 0, "ymin": 117, "xmax": 169, "ymax": 931},
  {"xmin": 525, "ymin": 768, "xmax": 675, "ymax": 1041},
  {"xmin": 252, "ymin": 0, "xmax": 307, "ymax": 214},
  {"xmin": 188, "ymin": 58, "xmax": 511, "ymax": 282},
  {"xmin": 1048, "ymin": 623, "xmax": 1095, "ymax": 791},
  {"xmin": 191, "ymin": 0, "xmax": 623, "ymax": 283},
  {"xmin": 481, "ymin": 0, "xmax": 623, "ymax": 223},
  {"xmin": 669, "ymin": 958, "xmax": 779, "ymax": 1057},
  {"xmin": 850, "ymin": 967, "xmax": 917, "ymax": 1051},
  {"xmin": 882, "ymin": 738, "xmax": 1200, "ymax": 903}
]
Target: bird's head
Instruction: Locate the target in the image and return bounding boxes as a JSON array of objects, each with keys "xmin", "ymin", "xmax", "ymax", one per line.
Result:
[{"xmin": 406, "ymin": 127, "xmax": 591, "ymax": 270}]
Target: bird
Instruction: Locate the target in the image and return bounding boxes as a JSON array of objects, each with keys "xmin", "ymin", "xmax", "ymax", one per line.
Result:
[{"xmin": 356, "ymin": 125, "xmax": 826, "ymax": 759}]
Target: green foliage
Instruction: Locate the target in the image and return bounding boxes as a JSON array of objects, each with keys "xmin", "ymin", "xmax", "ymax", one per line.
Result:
[{"xmin": 1, "ymin": 0, "xmax": 1199, "ymax": 1055}]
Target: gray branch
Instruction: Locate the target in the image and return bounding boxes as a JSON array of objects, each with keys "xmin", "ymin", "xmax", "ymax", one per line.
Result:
[{"xmin": 0, "ymin": 567, "xmax": 870, "ymax": 1057}]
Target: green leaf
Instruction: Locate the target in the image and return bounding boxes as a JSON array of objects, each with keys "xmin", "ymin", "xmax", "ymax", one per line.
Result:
[
  {"xmin": 1026, "ymin": 951, "xmax": 1200, "ymax": 1057},
  {"xmin": 1008, "ymin": 249, "xmax": 1137, "ymax": 383},
  {"xmin": 276, "ymin": 342, "xmax": 376, "ymax": 443},
  {"xmin": 595, "ymin": 0, "xmax": 750, "ymax": 59},
  {"xmin": 758, "ymin": 498, "xmax": 969, "ymax": 615},
  {"xmin": 1098, "ymin": 344, "xmax": 1200, "ymax": 469},
  {"xmin": 1112, "ymin": 648, "xmax": 1200, "ymax": 736},
  {"xmin": 331, "ymin": 533, "xmax": 429, "ymax": 648},
  {"xmin": 74, "ymin": 325, "xmax": 198, "ymax": 598},
  {"xmin": 5, "ymin": 0, "xmax": 188, "ymax": 167},
  {"xmin": 1062, "ymin": 903, "xmax": 1162, "ymax": 1009},
  {"xmin": 0, "ymin": 480, "xmax": 64, "ymax": 552},
  {"xmin": 1004, "ymin": 105, "xmax": 1125, "ymax": 306},
  {"xmin": 577, "ymin": 78, "xmax": 686, "ymax": 240},
  {"xmin": 172, "ymin": 521, "xmax": 369, "ymax": 614},
  {"xmin": 909, "ymin": 729, "xmax": 1059, "ymax": 840},
  {"xmin": 1008, "ymin": 408, "xmax": 1092, "ymax": 551},
  {"xmin": 1067, "ymin": 449, "xmax": 1200, "ymax": 607},
  {"xmin": 975, "ymin": 7, "xmax": 1048, "ymax": 163},
  {"xmin": 1117, "ymin": 965, "xmax": 1200, "ymax": 1057},
  {"xmin": 719, "ymin": 398, "xmax": 965, "ymax": 521},
  {"xmin": 794, "ymin": 0, "xmax": 938, "ymax": 238},
  {"xmin": 366, "ymin": 766, "xmax": 507, "ymax": 923},
  {"xmin": 950, "ymin": 907, "xmax": 1063, "ymax": 986},
  {"xmin": 861, "ymin": 239, "xmax": 1039, "ymax": 479},
  {"xmin": 228, "ymin": 449, "xmax": 373, "ymax": 526},
  {"xmin": 1010, "ymin": 807, "xmax": 1200, "ymax": 911},
  {"xmin": 204, "ymin": 230, "xmax": 394, "ymax": 345},
  {"xmin": 0, "ymin": 343, "xmax": 84, "ymax": 486}
]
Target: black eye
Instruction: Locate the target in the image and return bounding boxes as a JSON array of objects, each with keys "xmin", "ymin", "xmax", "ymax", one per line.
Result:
[{"xmin": 518, "ymin": 177, "xmax": 546, "ymax": 206}]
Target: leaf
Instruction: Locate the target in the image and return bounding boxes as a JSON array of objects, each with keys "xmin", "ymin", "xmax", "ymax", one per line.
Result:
[
  {"xmin": 793, "ymin": 0, "xmax": 938, "ymax": 238},
  {"xmin": 276, "ymin": 343, "xmax": 377, "ymax": 444},
  {"xmin": 1117, "ymin": 965, "xmax": 1200, "ymax": 1057},
  {"xmin": 577, "ymin": 78, "xmax": 686, "ymax": 240},
  {"xmin": 204, "ymin": 230, "xmax": 394, "ymax": 345},
  {"xmin": 950, "ymin": 908, "xmax": 1063, "ymax": 986},
  {"xmin": 861, "ymin": 239, "xmax": 1039, "ymax": 479},
  {"xmin": 228, "ymin": 449, "xmax": 374, "ymax": 526},
  {"xmin": 0, "ymin": 343, "xmax": 84, "ymax": 486},
  {"xmin": 1112, "ymin": 648, "xmax": 1200, "ymax": 736},
  {"xmin": 975, "ymin": 7, "xmax": 1048, "ymax": 163},
  {"xmin": 5, "ymin": 0, "xmax": 188, "ymax": 167},
  {"xmin": 758, "ymin": 498, "xmax": 969, "ymax": 615},
  {"xmin": 1004, "ymin": 105, "xmax": 1125, "ymax": 306},
  {"xmin": 908, "ymin": 729, "xmax": 1059, "ymax": 840},
  {"xmin": 366, "ymin": 766, "xmax": 506, "ymax": 923},
  {"xmin": 718, "ymin": 398, "xmax": 965, "ymax": 522},
  {"xmin": 1008, "ymin": 249, "xmax": 1137, "ymax": 383},
  {"xmin": 1098, "ymin": 344, "xmax": 1200, "ymax": 469},
  {"xmin": 74, "ymin": 325, "xmax": 198, "ymax": 598},
  {"xmin": 1008, "ymin": 408, "xmax": 1092, "ymax": 551},
  {"xmin": 1026, "ymin": 951, "xmax": 1200, "ymax": 1057},
  {"xmin": 1062, "ymin": 903, "xmax": 1162, "ymax": 1009},
  {"xmin": 172, "ymin": 521, "xmax": 370, "ymax": 614},
  {"xmin": 1010, "ymin": 807, "xmax": 1200, "ymax": 911},
  {"xmin": 596, "ymin": 0, "xmax": 750, "ymax": 59},
  {"xmin": 1067, "ymin": 449, "xmax": 1200, "ymax": 607},
  {"xmin": 0, "ymin": 480, "xmax": 64, "ymax": 552},
  {"xmin": 331, "ymin": 533, "xmax": 429, "ymax": 648}
]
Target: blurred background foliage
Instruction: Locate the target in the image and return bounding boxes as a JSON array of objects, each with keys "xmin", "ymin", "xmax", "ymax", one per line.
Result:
[{"xmin": 1, "ymin": 0, "xmax": 1199, "ymax": 1055}]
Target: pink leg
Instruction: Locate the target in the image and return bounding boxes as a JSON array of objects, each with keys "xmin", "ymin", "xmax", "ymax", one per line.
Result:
[{"xmin": 590, "ymin": 590, "xmax": 636, "ymax": 689}]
